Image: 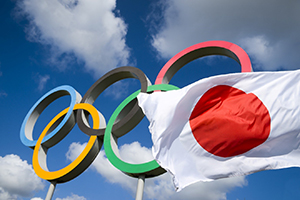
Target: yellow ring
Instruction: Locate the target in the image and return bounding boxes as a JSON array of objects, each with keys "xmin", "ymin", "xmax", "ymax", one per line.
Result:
[{"xmin": 32, "ymin": 103, "xmax": 100, "ymax": 182}]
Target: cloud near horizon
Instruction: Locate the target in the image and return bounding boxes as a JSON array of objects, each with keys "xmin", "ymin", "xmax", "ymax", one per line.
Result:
[
  {"xmin": 0, "ymin": 154, "xmax": 45, "ymax": 200},
  {"xmin": 66, "ymin": 141, "xmax": 246, "ymax": 200},
  {"xmin": 55, "ymin": 194, "xmax": 87, "ymax": 200}
]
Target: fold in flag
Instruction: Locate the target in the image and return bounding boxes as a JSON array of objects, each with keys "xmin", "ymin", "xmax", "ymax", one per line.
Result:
[{"xmin": 137, "ymin": 70, "xmax": 300, "ymax": 191}]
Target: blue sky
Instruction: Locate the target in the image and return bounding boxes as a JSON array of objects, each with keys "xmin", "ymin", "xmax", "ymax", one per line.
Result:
[{"xmin": 1, "ymin": 0, "xmax": 300, "ymax": 200}]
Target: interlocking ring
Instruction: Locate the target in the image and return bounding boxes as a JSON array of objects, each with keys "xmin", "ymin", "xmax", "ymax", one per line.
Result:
[
  {"xmin": 77, "ymin": 66, "xmax": 151, "ymax": 138},
  {"xmin": 104, "ymin": 84, "xmax": 179, "ymax": 178},
  {"xmin": 32, "ymin": 103, "xmax": 102, "ymax": 183},
  {"xmin": 20, "ymin": 85, "xmax": 82, "ymax": 148},
  {"xmin": 155, "ymin": 40, "xmax": 252, "ymax": 84}
]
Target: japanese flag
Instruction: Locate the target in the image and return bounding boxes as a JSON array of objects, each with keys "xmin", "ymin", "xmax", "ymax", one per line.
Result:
[{"xmin": 137, "ymin": 70, "xmax": 300, "ymax": 191}]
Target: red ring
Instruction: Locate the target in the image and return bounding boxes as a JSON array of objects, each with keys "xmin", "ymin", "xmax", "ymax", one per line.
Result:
[{"xmin": 155, "ymin": 40, "xmax": 252, "ymax": 84}]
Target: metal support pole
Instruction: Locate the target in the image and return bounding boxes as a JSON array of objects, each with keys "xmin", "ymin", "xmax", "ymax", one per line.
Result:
[
  {"xmin": 45, "ymin": 181, "xmax": 56, "ymax": 200},
  {"xmin": 135, "ymin": 175, "xmax": 145, "ymax": 200}
]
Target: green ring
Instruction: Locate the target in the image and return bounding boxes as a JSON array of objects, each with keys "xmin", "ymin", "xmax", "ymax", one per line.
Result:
[{"xmin": 104, "ymin": 84, "xmax": 179, "ymax": 176}]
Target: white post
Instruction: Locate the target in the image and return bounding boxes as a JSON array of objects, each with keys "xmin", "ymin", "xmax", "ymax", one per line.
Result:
[
  {"xmin": 45, "ymin": 181, "xmax": 56, "ymax": 200},
  {"xmin": 135, "ymin": 175, "xmax": 145, "ymax": 200}
]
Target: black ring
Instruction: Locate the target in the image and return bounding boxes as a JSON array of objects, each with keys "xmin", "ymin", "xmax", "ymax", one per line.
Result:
[{"xmin": 77, "ymin": 66, "xmax": 151, "ymax": 138}]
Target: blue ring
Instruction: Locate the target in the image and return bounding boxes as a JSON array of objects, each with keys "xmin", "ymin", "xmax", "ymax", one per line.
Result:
[{"xmin": 20, "ymin": 85, "xmax": 81, "ymax": 148}]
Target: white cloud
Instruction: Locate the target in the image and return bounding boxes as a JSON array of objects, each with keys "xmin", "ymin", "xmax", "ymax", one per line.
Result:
[
  {"xmin": 56, "ymin": 194, "xmax": 87, "ymax": 200},
  {"xmin": 0, "ymin": 187, "xmax": 17, "ymax": 200},
  {"xmin": 34, "ymin": 73, "xmax": 50, "ymax": 91},
  {"xmin": 17, "ymin": 0, "xmax": 130, "ymax": 77},
  {"xmin": 0, "ymin": 154, "xmax": 45, "ymax": 199},
  {"xmin": 66, "ymin": 142, "xmax": 134, "ymax": 185},
  {"xmin": 150, "ymin": 0, "xmax": 300, "ymax": 71},
  {"xmin": 31, "ymin": 197, "xmax": 43, "ymax": 200},
  {"xmin": 169, "ymin": 177, "xmax": 246, "ymax": 200},
  {"xmin": 66, "ymin": 142, "xmax": 246, "ymax": 200}
]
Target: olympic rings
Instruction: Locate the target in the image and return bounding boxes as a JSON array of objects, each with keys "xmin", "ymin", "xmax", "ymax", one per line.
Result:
[
  {"xmin": 20, "ymin": 85, "xmax": 82, "ymax": 148},
  {"xmin": 32, "ymin": 103, "xmax": 101, "ymax": 183},
  {"xmin": 104, "ymin": 84, "xmax": 179, "ymax": 178},
  {"xmin": 155, "ymin": 40, "xmax": 252, "ymax": 84},
  {"xmin": 20, "ymin": 41, "xmax": 253, "ymax": 183}
]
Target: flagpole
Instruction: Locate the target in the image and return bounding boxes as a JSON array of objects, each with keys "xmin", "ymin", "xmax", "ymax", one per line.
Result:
[
  {"xmin": 45, "ymin": 181, "xmax": 56, "ymax": 200},
  {"xmin": 135, "ymin": 175, "xmax": 145, "ymax": 200}
]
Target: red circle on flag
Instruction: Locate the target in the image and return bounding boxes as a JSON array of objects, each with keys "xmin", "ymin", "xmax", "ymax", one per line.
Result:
[{"xmin": 189, "ymin": 85, "xmax": 271, "ymax": 158}]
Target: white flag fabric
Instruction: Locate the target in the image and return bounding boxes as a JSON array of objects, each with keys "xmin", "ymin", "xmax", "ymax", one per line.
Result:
[{"xmin": 137, "ymin": 70, "xmax": 300, "ymax": 191}]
